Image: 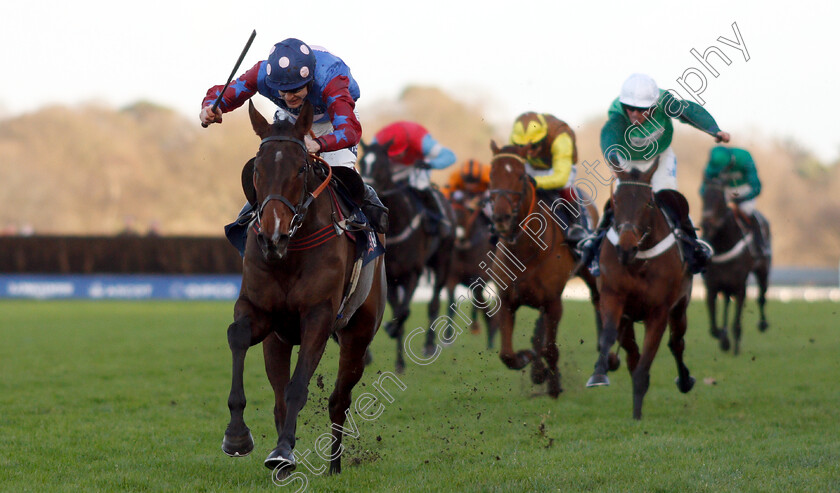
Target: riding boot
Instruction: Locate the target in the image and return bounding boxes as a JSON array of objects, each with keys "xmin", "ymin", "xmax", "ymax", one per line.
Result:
[
  {"xmin": 363, "ymin": 185, "xmax": 389, "ymax": 234},
  {"xmin": 564, "ymin": 223, "xmax": 588, "ymax": 259},
  {"xmin": 223, "ymin": 202, "xmax": 257, "ymax": 258},
  {"xmin": 418, "ymin": 188, "xmax": 451, "ymax": 237},
  {"xmin": 578, "ymin": 204, "xmax": 613, "ymax": 275},
  {"xmin": 747, "ymin": 212, "xmax": 769, "ymax": 256},
  {"xmin": 675, "ymin": 212, "xmax": 713, "ymax": 274}
]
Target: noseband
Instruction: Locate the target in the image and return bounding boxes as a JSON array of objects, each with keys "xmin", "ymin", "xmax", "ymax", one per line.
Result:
[{"xmin": 254, "ymin": 135, "xmax": 314, "ymax": 239}]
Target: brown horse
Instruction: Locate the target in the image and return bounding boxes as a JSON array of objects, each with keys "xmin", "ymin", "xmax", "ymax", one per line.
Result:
[
  {"xmin": 358, "ymin": 140, "xmax": 455, "ymax": 373},
  {"xmin": 487, "ymin": 142, "xmax": 602, "ymax": 397},
  {"xmin": 700, "ymin": 177, "xmax": 771, "ymax": 355},
  {"xmin": 221, "ymin": 101, "xmax": 386, "ymax": 477},
  {"xmin": 445, "ymin": 195, "xmax": 499, "ymax": 348},
  {"xmin": 586, "ymin": 160, "xmax": 695, "ymax": 420}
]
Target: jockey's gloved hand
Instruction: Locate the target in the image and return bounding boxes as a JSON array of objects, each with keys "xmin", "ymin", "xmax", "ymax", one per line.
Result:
[{"xmin": 413, "ymin": 160, "xmax": 432, "ymax": 170}]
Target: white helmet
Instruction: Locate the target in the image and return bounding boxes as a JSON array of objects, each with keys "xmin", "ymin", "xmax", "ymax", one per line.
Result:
[{"xmin": 619, "ymin": 73, "xmax": 659, "ymax": 108}]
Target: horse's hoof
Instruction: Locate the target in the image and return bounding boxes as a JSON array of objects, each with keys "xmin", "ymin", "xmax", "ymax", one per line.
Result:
[
  {"xmin": 586, "ymin": 374, "xmax": 610, "ymax": 388},
  {"xmin": 547, "ymin": 378, "xmax": 563, "ymax": 398},
  {"xmin": 395, "ymin": 361, "xmax": 405, "ymax": 375},
  {"xmin": 221, "ymin": 430, "xmax": 254, "ymax": 457},
  {"xmin": 675, "ymin": 375, "xmax": 696, "ymax": 393},
  {"xmin": 384, "ymin": 322, "xmax": 399, "ymax": 339},
  {"xmin": 709, "ymin": 329, "xmax": 719, "ymax": 340},
  {"xmin": 470, "ymin": 322, "xmax": 481, "ymax": 335},
  {"xmin": 265, "ymin": 447, "xmax": 295, "ymax": 471},
  {"xmin": 758, "ymin": 321, "xmax": 768, "ymax": 333},
  {"xmin": 531, "ymin": 365, "xmax": 548, "ymax": 385},
  {"xmin": 608, "ymin": 352, "xmax": 621, "ymax": 372},
  {"xmin": 719, "ymin": 337, "xmax": 731, "ymax": 352},
  {"xmin": 423, "ymin": 344, "xmax": 437, "ymax": 357}
]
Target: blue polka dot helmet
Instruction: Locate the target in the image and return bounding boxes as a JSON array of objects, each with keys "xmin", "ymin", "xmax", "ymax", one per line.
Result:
[{"xmin": 265, "ymin": 38, "xmax": 316, "ymax": 91}]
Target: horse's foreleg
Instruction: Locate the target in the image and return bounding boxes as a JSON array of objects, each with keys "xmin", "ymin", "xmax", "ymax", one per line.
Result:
[
  {"xmin": 719, "ymin": 295, "xmax": 732, "ymax": 352},
  {"xmin": 706, "ymin": 287, "xmax": 719, "ymax": 340},
  {"xmin": 577, "ymin": 267, "xmax": 604, "ymax": 353},
  {"xmin": 668, "ymin": 297, "xmax": 695, "ymax": 394},
  {"xmin": 223, "ymin": 301, "xmax": 272, "ymax": 458},
  {"xmin": 498, "ymin": 303, "xmax": 533, "ymax": 370},
  {"xmin": 632, "ymin": 310, "xmax": 669, "ymax": 420},
  {"xmin": 263, "ymin": 333, "xmax": 293, "ymax": 438},
  {"xmin": 266, "ymin": 309, "xmax": 333, "ymax": 472},
  {"xmin": 540, "ymin": 302, "xmax": 563, "ymax": 398},
  {"xmin": 732, "ymin": 288, "xmax": 746, "ymax": 356},
  {"xmin": 587, "ymin": 295, "xmax": 622, "ymax": 387},
  {"xmin": 754, "ymin": 263, "xmax": 770, "ymax": 332},
  {"xmin": 529, "ymin": 313, "xmax": 547, "ymax": 384}
]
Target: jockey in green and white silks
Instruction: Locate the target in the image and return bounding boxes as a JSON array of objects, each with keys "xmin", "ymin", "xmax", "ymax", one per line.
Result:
[
  {"xmin": 581, "ymin": 73, "xmax": 731, "ymax": 275},
  {"xmin": 701, "ymin": 145, "xmax": 768, "ymax": 253}
]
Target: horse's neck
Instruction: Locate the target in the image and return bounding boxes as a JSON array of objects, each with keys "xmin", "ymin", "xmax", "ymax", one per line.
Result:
[
  {"xmin": 639, "ymin": 207, "xmax": 676, "ymax": 250},
  {"xmin": 709, "ymin": 209, "xmax": 747, "ymax": 251},
  {"xmin": 382, "ymin": 190, "xmax": 414, "ymax": 230},
  {"xmin": 507, "ymin": 188, "xmax": 554, "ymax": 257}
]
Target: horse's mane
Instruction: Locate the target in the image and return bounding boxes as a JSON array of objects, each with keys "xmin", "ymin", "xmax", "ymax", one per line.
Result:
[
  {"xmin": 495, "ymin": 144, "xmax": 522, "ymax": 156},
  {"xmin": 270, "ymin": 118, "xmax": 296, "ymax": 134}
]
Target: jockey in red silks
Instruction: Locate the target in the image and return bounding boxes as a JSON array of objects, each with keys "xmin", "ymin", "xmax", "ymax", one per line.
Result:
[
  {"xmin": 199, "ymin": 38, "xmax": 388, "ymax": 255},
  {"xmin": 371, "ymin": 121, "xmax": 457, "ymax": 236}
]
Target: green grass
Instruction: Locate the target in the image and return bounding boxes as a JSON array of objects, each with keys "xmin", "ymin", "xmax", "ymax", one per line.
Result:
[{"xmin": 1, "ymin": 299, "xmax": 838, "ymax": 492}]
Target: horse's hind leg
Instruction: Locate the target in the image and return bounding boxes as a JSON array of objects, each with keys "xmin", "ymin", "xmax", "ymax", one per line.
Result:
[
  {"xmin": 223, "ymin": 300, "xmax": 272, "ymax": 458},
  {"xmin": 265, "ymin": 310, "xmax": 333, "ymax": 472},
  {"xmin": 263, "ymin": 334, "xmax": 293, "ymax": 438},
  {"xmin": 668, "ymin": 297, "xmax": 695, "ymax": 394},
  {"xmin": 578, "ymin": 267, "xmax": 606, "ymax": 355},
  {"xmin": 327, "ymin": 325, "xmax": 376, "ymax": 474},
  {"xmin": 754, "ymin": 263, "xmax": 770, "ymax": 332}
]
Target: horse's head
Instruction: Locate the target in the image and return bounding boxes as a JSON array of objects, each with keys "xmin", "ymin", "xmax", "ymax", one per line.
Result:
[
  {"xmin": 358, "ymin": 140, "xmax": 396, "ymax": 192},
  {"xmin": 611, "ymin": 158, "xmax": 660, "ymax": 265},
  {"xmin": 488, "ymin": 141, "xmax": 531, "ymax": 239},
  {"xmin": 248, "ymin": 99, "xmax": 314, "ymax": 263},
  {"xmin": 700, "ymin": 177, "xmax": 728, "ymax": 239}
]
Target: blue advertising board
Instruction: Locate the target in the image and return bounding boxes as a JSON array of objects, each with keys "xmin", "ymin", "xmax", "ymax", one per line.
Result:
[{"xmin": 0, "ymin": 275, "xmax": 241, "ymax": 300}]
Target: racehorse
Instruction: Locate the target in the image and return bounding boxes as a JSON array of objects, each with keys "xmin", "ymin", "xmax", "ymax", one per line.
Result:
[
  {"xmin": 222, "ymin": 100, "xmax": 386, "ymax": 477},
  {"xmin": 487, "ymin": 142, "xmax": 603, "ymax": 397},
  {"xmin": 358, "ymin": 140, "xmax": 455, "ymax": 373},
  {"xmin": 700, "ymin": 177, "xmax": 771, "ymax": 355},
  {"xmin": 586, "ymin": 159, "xmax": 695, "ymax": 420},
  {"xmin": 445, "ymin": 195, "xmax": 499, "ymax": 348}
]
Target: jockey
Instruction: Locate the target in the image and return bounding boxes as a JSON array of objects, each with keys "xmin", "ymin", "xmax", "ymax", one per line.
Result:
[
  {"xmin": 371, "ymin": 121, "xmax": 457, "ymax": 236},
  {"xmin": 580, "ymin": 73, "xmax": 730, "ymax": 274},
  {"xmin": 199, "ymin": 38, "xmax": 388, "ymax": 254},
  {"xmin": 701, "ymin": 146, "xmax": 768, "ymax": 254},
  {"xmin": 508, "ymin": 112, "xmax": 591, "ymax": 253},
  {"xmin": 443, "ymin": 159, "xmax": 491, "ymax": 203}
]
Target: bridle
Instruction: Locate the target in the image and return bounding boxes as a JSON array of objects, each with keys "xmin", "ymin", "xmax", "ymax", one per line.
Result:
[
  {"xmin": 253, "ymin": 135, "xmax": 331, "ymax": 240},
  {"xmin": 488, "ymin": 153, "xmax": 536, "ymax": 242}
]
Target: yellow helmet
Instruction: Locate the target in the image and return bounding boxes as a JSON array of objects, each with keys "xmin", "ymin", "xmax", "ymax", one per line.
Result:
[{"xmin": 510, "ymin": 113, "xmax": 548, "ymax": 146}]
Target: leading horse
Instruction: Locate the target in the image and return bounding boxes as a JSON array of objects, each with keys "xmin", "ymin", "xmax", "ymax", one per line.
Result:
[
  {"xmin": 488, "ymin": 142, "xmax": 603, "ymax": 397},
  {"xmin": 222, "ymin": 100, "xmax": 386, "ymax": 477},
  {"xmin": 586, "ymin": 160, "xmax": 695, "ymax": 420},
  {"xmin": 700, "ymin": 177, "xmax": 771, "ymax": 355},
  {"xmin": 358, "ymin": 141, "xmax": 455, "ymax": 373}
]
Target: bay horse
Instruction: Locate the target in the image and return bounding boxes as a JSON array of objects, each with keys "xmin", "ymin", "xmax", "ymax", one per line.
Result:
[
  {"xmin": 586, "ymin": 159, "xmax": 695, "ymax": 420},
  {"xmin": 445, "ymin": 195, "xmax": 499, "ymax": 348},
  {"xmin": 358, "ymin": 140, "xmax": 455, "ymax": 373},
  {"xmin": 487, "ymin": 142, "xmax": 603, "ymax": 397},
  {"xmin": 700, "ymin": 177, "xmax": 771, "ymax": 355},
  {"xmin": 222, "ymin": 100, "xmax": 386, "ymax": 477}
]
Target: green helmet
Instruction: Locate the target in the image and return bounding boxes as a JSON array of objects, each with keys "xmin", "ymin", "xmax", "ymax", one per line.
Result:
[{"xmin": 708, "ymin": 146, "xmax": 733, "ymax": 173}]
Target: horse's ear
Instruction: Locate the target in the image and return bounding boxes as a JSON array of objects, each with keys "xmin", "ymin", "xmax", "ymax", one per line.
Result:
[
  {"xmin": 382, "ymin": 138, "xmax": 395, "ymax": 153},
  {"xmin": 358, "ymin": 139, "xmax": 367, "ymax": 152},
  {"xmin": 241, "ymin": 157, "xmax": 257, "ymax": 205},
  {"xmin": 293, "ymin": 101, "xmax": 314, "ymax": 139},
  {"xmin": 249, "ymin": 100, "xmax": 271, "ymax": 139},
  {"xmin": 642, "ymin": 156, "xmax": 660, "ymax": 183},
  {"xmin": 490, "ymin": 140, "xmax": 500, "ymax": 155}
]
